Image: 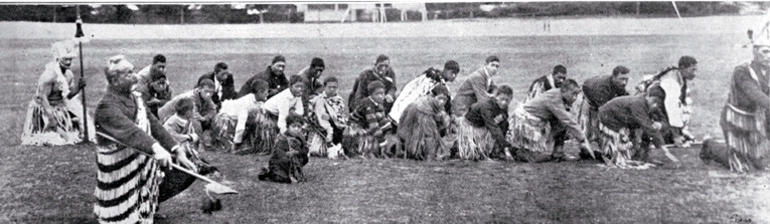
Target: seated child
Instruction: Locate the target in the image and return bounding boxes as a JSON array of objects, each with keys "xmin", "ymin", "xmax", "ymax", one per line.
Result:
[
  {"xmin": 163, "ymin": 98, "xmax": 199, "ymax": 151},
  {"xmin": 342, "ymin": 81, "xmax": 393, "ymax": 158},
  {"xmin": 258, "ymin": 113, "xmax": 309, "ymax": 184}
]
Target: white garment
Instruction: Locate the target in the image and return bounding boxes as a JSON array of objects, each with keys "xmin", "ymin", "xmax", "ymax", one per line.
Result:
[
  {"xmin": 389, "ymin": 75, "xmax": 445, "ymax": 123},
  {"xmin": 263, "ymin": 89, "xmax": 304, "ymax": 133},
  {"xmin": 220, "ymin": 94, "xmax": 263, "ymax": 143},
  {"xmin": 658, "ymin": 70, "xmax": 691, "ymax": 128}
]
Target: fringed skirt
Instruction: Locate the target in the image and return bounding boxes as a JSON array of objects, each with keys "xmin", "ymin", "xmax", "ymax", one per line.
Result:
[
  {"xmin": 399, "ymin": 112, "xmax": 447, "ymax": 160},
  {"xmin": 211, "ymin": 110, "xmax": 278, "ymax": 155},
  {"xmin": 598, "ymin": 123, "xmax": 652, "ymax": 169},
  {"xmin": 247, "ymin": 111, "xmax": 279, "ymax": 155},
  {"xmin": 307, "ymin": 127, "xmax": 328, "ymax": 157},
  {"xmin": 720, "ymin": 104, "xmax": 770, "ymax": 172},
  {"xmin": 93, "ymin": 144, "xmax": 164, "ymax": 224},
  {"xmin": 341, "ymin": 123, "xmax": 379, "ymax": 157},
  {"xmin": 577, "ymin": 97, "xmax": 599, "ymax": 144},
  {"xmin": 456, "ymin": 117, "xmax": 495, "ymax": 160},
  {"xmin": 21, "ymin": 100, "xmax": 80, "ymax": 146},
  {"xmin": 507, "ymin": 106, "xmax": 552, "ymax": 155}
]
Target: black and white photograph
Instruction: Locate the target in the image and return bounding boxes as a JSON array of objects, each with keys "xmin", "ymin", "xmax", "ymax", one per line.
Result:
[{"xmin": 0, "ymin": 1, "xmax": 768, "ymax": 223}]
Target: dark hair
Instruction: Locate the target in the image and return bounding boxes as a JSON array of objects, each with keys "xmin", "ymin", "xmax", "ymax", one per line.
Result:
[
  {"xmin": 496, "ymin": 85, "xmax": 513, "ymax": 97},
  {"xmin": 553, "ymin": 65, "xmax": 567, "ymax": 75},
  {"xmin": 272, "ymin": 55, "xmax": 286, "ymax": 65},
  {"xmin": 367, "ymin": 80, "xmax": 385, "ymax": 94},
  {"xmin": 678, "ymin": 56, "xmax": 697, "ymax": 69},
  {"xmin": 214, "ymin": 62, "xmax": 228, "ymax": 73},
  {"xmin": 560, "ymin": 79, "xmax": 580, "ymax": 92},
  {"xmin": 175, "ymin": 98, "xmax": 195, "ymax": 116},
  {"xmin": 444, "ymin": 60, "xmax": 460, "ymax": 73},
  {"xmin": 285, "ymin": 113, "xmax": 305, "ymax": 127},
  {"xmin": 250, "ymin": 79, "xmax": 269, "ymax": 95},
  {"xmin": 612, "ymin": 66, "xmax": 630, "ymax": 76},
  {"xmin": 486, "ymin": 55, "xmax": 500, "ymax": 64},
  {"xmin": 431, "ymin": 84, "xmax": 450, "ymax": 97},
  {"xmin": 376, "ymin": 55, "xmax": 389, "ymax": 64},
  {"xmin": 153, "ymin": 54, "xmax": 166, "ymax": 64},
  {"xmin": 289, "ymin": 75, "xmax": 306, "ymax": 86},
  {"xmin": 311, "ymin": 57, "xmax": 325, "ymax": 68},
  {"xmin": 323, "ymin": 76, "xmax": 339, "ymax": 85},
  {"xmin": 197, "ymin": 79, "xmax": 215, "ymax": 89}
]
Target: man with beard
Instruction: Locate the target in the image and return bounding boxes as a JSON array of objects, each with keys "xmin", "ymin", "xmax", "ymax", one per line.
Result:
[
  {"xmin": 93, "ymin": 55, "xmax": 204, "ymax": 223},
  {"xmin": 239, "ymin": 55, "xmax": 288, "ymax": 99},
  {"xmin": 524, "ymin": 64, "xmax": 568, "ymax": 103}
]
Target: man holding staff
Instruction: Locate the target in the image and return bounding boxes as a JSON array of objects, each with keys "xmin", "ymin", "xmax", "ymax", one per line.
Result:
[{"xmin": 93, "ymin": 55, "xmax": 199, "ymax": 223}]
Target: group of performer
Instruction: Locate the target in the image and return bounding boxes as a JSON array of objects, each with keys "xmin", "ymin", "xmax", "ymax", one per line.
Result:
[{"xmin": 20, "ymin": 28, "xmax": 770, "ymax": 222}]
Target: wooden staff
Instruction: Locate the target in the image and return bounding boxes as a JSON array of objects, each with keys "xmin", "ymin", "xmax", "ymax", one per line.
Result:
[{"xmin": 75, "ymin": 5, "xmax": 89, "ymax": 143}]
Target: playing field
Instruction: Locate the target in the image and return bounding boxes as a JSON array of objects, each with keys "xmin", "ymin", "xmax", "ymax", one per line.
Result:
[{"xmin": 1, "ymin": 17, "xmax": 769, "ymax": 223}]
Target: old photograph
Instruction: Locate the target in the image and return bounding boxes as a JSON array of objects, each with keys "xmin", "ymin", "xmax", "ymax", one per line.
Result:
[{"xmin": 0, "ymin": 2, "xmax": 767, "ymax": 223}]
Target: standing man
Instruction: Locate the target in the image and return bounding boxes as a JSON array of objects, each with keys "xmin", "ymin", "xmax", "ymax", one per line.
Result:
[
  {"xmin": 452, "ymin": 55, "xmax": 499, "ymax": 117},
  {"xmin": 239, "ymin": 55, "xmax": 288, "ymax": 99},
  {"xmin": 578, "ymin": 65, "xmax": 631, "ymax": 148},
  {"xmin": 133, "ymin": 54, "xmax": 167, "ymax": 97},
  {"xmin": 349, "ymin": 55, "xmax": 397, "ymax": 113},
  {"xmin": 93, "ymin": 55, "xmax": 199, "ymax": 223},
  {"xmin": 507, "ymin": 79, "xmax": 593, "ymax": 162},
  {"xmin": 639, "ymin": 56, "xmax": 698, "ymax": 147},
  {"xmin": 197, "ymin": 62, "xmax": 237, "ymax": 110},
  {"xmin": 524, "ymin": 64, "xmax": 568, "ymax": 103}
]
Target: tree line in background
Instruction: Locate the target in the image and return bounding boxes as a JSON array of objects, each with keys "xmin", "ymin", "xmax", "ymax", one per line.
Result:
[{"xmin": 0, "ymin": 2, "xmax": 764, "ymax": 24}]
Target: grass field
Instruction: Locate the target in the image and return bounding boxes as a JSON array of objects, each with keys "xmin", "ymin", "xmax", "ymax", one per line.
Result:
[{"xmin": 1, "ymin": 28, "xmax": 769, "ymax": 223}]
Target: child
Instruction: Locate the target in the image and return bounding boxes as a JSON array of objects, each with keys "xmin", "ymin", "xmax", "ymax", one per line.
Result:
[
  {"xmin": 307, "ymin": 76, "xmax": 348, "ymax": 157},
  {"xmin": 211, "ymin": 79, "xmax": 272, "ymax": 154},
  {"xmin": 342, "ymin": 81, "xmax": 393, "ymax": 158},
  {"xmin": 456, "ymin": 85, "xmax": 514, "ymax": 161},
  {"xmin": 258, "ymin": 113, "xmax": 309, "ymax": 184},
  {"xmin": 398, "ymin": 84, "xmax": 452, "ymax": 160},
  {"xmin": 163, "ymin": 98, "xmax": 200, "ymax": 151}
]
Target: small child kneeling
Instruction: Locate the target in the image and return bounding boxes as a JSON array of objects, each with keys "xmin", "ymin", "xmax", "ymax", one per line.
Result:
[{"xmin": 258, "ymin": 113, "xmax": 309, "ymax": 183}]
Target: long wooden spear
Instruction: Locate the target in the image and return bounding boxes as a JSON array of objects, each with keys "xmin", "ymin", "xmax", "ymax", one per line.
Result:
[{"xmin": 75, "ymin": 5, "xmax": 89, "ymax": 143}]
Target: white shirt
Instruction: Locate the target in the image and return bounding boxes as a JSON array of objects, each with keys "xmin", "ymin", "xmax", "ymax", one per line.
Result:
[
  {"xmin": 220, "ymin": 94, "xmax": 263, "ymax": 143},
  {"xmin": 264, "ymin": 89, "xmax": 304, "ymax": 133}
]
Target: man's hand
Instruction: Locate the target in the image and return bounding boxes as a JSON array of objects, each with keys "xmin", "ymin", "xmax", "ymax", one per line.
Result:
[
  {"xmin": 77, "ymin": 79, "xmax": 87, "ymax": 90},
  {"xmin": 384, "ymin": 95, "xmax": 394, "ymax": 103},
  {"xmin": 173, "ymin": 145, "xmax": 198, "ymax": 173},
  {"xmin": 660, "ymin": 146, "xmax": 681, "ymax": 168},
  {"xmin": 152, "ymin": 144, "xmax": 172, "ymax": 169}
]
